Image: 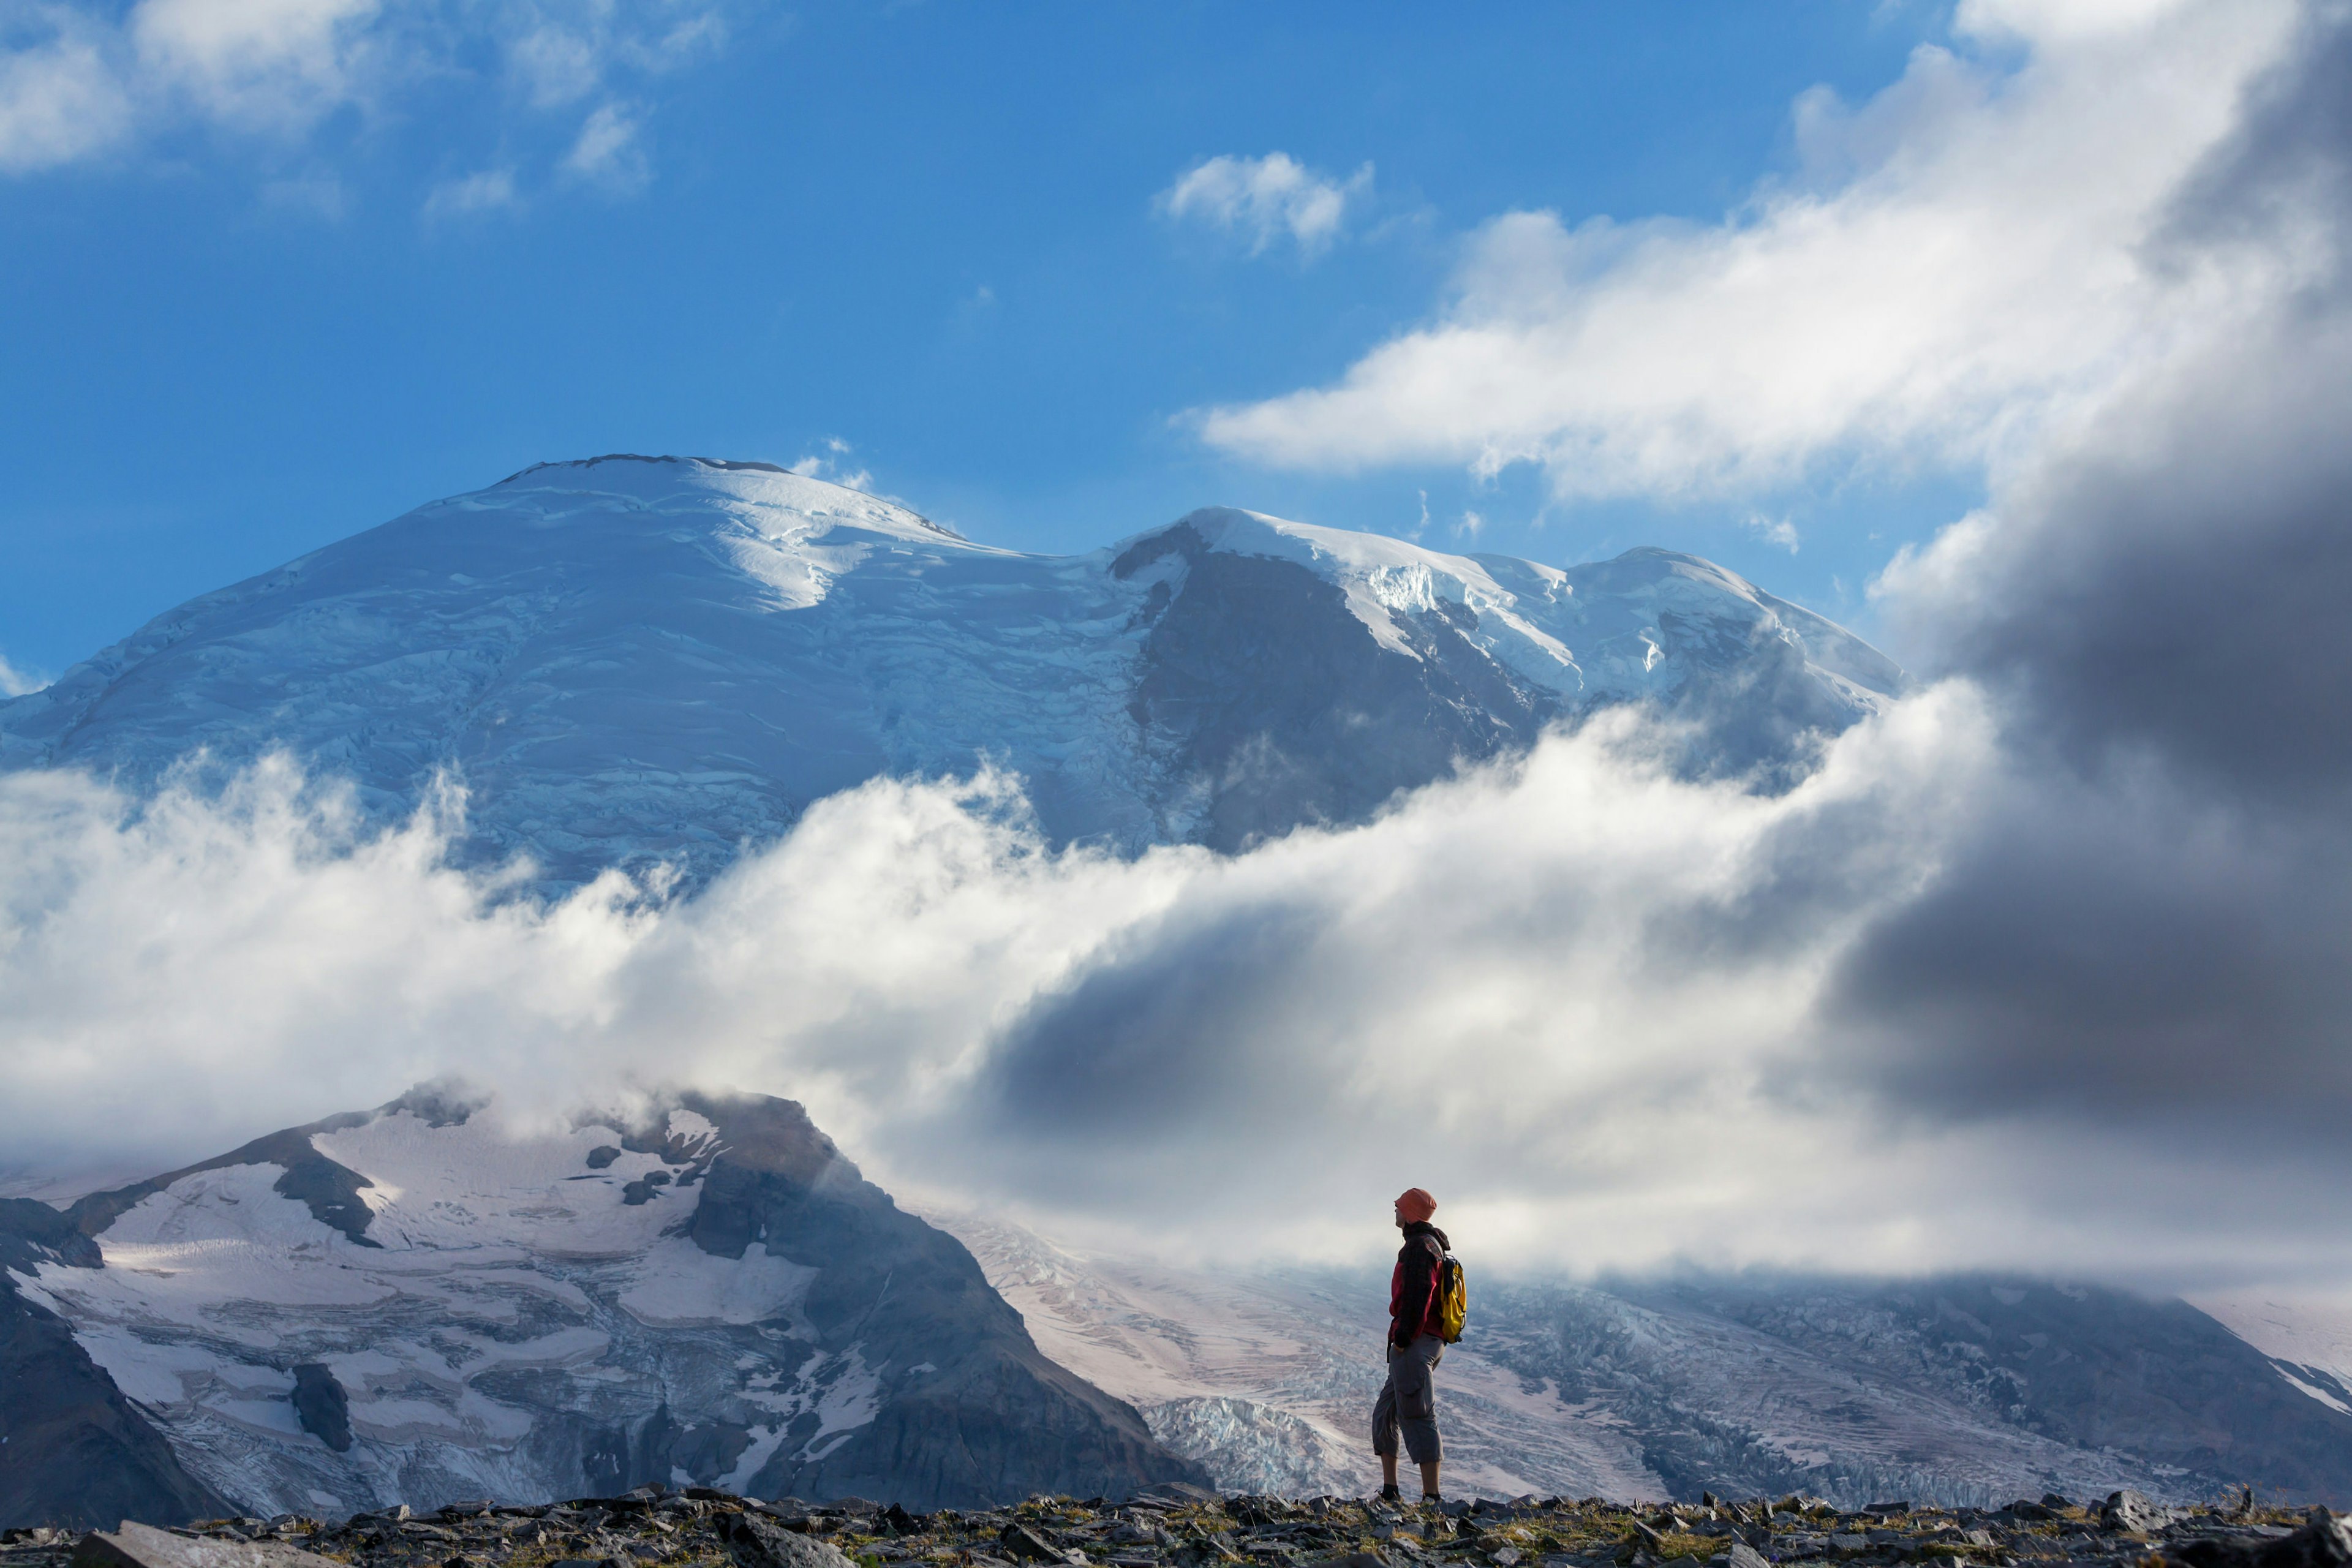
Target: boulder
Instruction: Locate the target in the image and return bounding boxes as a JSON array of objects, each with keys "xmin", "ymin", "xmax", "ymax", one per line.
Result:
[
  {"xmin": 72, "ymin": 1523, "xmax": 342, "ymax": 1568},
  {"xmin": 718, "ymin": 1512, "xmax": 857, "ymax": 1568},
  {"xmin": 997, "ymin": 1523, "xmax": 1071, "ymax": 1563},
  {"xmin": 2100, "ymin": 1491, "xmax": 2158, "ymax": 1534},
  {"xmin": 2166, "ymin": 1510, "xmax": 2352, "ymax": 1568}
]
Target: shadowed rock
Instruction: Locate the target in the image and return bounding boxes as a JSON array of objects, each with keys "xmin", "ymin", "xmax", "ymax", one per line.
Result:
[
  {"xmin": 0, "ymin": 1202, "xmax": 229, "ymax": 1531},
  {"xmin": 70, "ymin": 1523, "xmax": 339, "ymax": 1568},
  {"xmin": 289, "ymin": 1364, "xmax": 351, "ymax": 1453}
]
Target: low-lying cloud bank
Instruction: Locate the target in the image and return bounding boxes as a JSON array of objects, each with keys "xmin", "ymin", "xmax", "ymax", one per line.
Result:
[{"xmin": 0, "ymin": 654, "xmax": 2346, "ymax": 1291}]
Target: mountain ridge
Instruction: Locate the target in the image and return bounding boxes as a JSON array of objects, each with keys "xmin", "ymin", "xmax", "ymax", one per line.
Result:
[
  {"xmin": 0, "ymin": 1087, "xmax": 1206, "ymax": 1528},
  {"xmin": 0, "ymin": 456, "xmax": 1902, "ymax": 889}
]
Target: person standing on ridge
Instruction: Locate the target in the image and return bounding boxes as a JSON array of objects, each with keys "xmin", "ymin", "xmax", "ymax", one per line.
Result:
[{"xmin": 1373, "ymin": 1186, "xmax": 1449, "ymax": 1504}]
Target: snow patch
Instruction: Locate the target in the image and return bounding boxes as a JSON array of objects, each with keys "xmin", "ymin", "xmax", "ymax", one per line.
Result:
[
  {"xmin": 617, "ymin": 1239, "xmax": 814, "ymax": 1327},
  {"xmin": 314, "ymin": 1107, "xmax": 680, "ymax": 1257},
  {"xmin": 2195, "ymin": 1291, "xmax": 2352, "ymax": 1415},
  {"xmin": 20, "ymin": 1098, "xmax": 856, "ymax": 1515}
]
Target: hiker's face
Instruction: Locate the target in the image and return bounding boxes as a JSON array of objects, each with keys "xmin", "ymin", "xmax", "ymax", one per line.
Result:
[{"xmin": 1393, "ymin": 1201, "xmax": 1406, "ymax": 1229}]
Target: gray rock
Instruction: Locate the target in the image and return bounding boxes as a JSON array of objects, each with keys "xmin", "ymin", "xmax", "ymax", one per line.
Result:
[
  {"xmin": 718, "ymin": 1514, "xmax": 857, "ymax": 1568},
  {"xmin": 287, "ymin": 1365, "xmax": 350, "ymax": 1454},
  {"xmin": 2253, "ymin": 1512, "xmax": 2352, "ymax": 1568},
  {"xmin": 998, "ymin": 1526, "xmax": 1068, "ymax": 1564},
  {"xmin": 2169, "ymin": 1528, "xmax": 2285, "ymax": 1568},
  {"xmin": 70, "ymin": 1523, "xmax": 340, "ymax": 1568},
  {"xmin": 0, "ymin": 1207, "xmax": 230, "ymax": 1532},
  {"xmin": 2099, "ymin": 1493, "xmax": 2156, "ymax": 1534},
  {"xmin": 1725, "ymin": 1543, "xmax": 1771, "ymax": 1568}
]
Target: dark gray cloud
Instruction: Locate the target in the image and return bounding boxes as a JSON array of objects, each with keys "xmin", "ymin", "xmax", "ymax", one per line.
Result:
[
  {"xmin": 1936, "ymin": 318, "xmax": 2352, "ymax": 800},
  {"xmin": 981, "ymin": 895, "xmax": 1330, "ymax": 1136},
  {"xmin": 1826, "ymin": 758, "xmax": 2352, "ymax": 1133},
  {"xmin": 1830, "ymin": 3, "xmax": 2352, "ymax": 1141},
  {"xmin": 2167, "ymin": 0, "xmax": 2352, "ymax": 263}
]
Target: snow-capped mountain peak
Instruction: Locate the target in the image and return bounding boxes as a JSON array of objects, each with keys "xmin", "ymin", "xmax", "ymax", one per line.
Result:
[{"xmin": 0, "ymin": 456, "xmax": 1904, "ymax": 886}]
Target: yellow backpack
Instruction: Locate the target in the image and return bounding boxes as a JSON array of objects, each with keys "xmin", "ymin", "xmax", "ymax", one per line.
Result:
[{"xmin": 1436, "ymin": 1251, "xmax": 1469, "ymax": 1343}]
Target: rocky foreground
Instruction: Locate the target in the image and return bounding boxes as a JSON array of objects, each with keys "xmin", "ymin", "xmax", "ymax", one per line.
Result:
[{"xmin": 3, "ymin": 1487, "xmax": 2345, "ymax": 1568}]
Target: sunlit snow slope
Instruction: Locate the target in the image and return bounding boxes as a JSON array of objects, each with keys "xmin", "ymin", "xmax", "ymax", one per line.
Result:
[{"xmin": 0, "ymin": 456, "xmax": 1901, "ymax": 887}]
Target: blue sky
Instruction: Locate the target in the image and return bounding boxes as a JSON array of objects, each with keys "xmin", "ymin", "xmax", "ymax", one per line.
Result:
[{"xmin": 0, "ymin": 1, "xmax": 1975, "ymax": 684}]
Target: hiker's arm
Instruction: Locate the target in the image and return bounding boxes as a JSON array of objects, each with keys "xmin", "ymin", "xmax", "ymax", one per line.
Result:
[{"xmin": 1393, "ymin": 1240, "xmax": 1436, "ymax": 1345}]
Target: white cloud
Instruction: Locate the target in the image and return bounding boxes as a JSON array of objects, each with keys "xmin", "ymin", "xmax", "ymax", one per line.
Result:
[
  {"xmin": 0, "ymin": 650, "xmax": 46, "ymax": 696},
  {"xmin": 423, "ymin": 165, "xmax": 515, "ymax": 217},
  {"xmin": 561, "ymin": 99, "xmax": 646, "ymax": 190},
  {"xmin": 789, "ymin": 436, "xmax": 872, "ymax": 492},
  {"xmin": 0, "ymin": 0, "xmax": 724, "ymax": 181},
  {"xmin": 511, "ymin": 5, "xmax": 721, "ymax": 108},
  {"xmin": 6, "ymin": 696, "xmax": 2351, "ymax": 1292},
  {"xmin": 259, "ymin": 167, "xmax": 344, "ymax": 216},
  {"xmin": 129, "ymin": 0, "xmax": 379, "ymax": 127},
  {"xmin": 1159, "ymin": 152, "xmax": 1373, "ymax": 260},
  {"xmin": 0, "ymin": 9, "xmax": 134, "ymax": 171},
  {"xmin": 1744, "ymin": 512, "xmax": 1801, "ymax": 552},
  {"xmin": 510, "ymin": 15, "xmax": 604, "ymax": 107},
  {"xmin": 1193, "ymin": 1, "xmax": 2305, "ymax": 499}
]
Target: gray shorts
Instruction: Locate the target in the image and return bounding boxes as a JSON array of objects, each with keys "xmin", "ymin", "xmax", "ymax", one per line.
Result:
[{"xmin": 1371, "ymin": 1333, "xmax": 1443, "ymax": 1464}]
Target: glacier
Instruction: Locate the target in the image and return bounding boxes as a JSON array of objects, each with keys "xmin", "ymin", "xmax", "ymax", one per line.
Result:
[{"xmin": 0, "ymin": 456, "xmax": 1902, "ymax": 889}]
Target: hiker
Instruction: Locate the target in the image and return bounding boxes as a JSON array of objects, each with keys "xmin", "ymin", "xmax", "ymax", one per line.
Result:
[{"xmin": 1374, "ymin": 1185, "xmax": 1451, "ymax": 1504}]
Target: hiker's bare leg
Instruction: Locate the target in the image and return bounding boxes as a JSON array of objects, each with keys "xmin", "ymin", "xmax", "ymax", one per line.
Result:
[
  {"xmin": 1419, "ymin": 1460, "xmax": 1440, "ymax": 1499},
  {"xmin": 1382, "ymin": 1453, "xmax": 1399, "ymax": 1488}
]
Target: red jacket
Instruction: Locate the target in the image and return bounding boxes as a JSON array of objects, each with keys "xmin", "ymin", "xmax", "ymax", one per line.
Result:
[{"xmin": 1389, "ymin": 1221, "xmax": 1450, "ymax": 1347}]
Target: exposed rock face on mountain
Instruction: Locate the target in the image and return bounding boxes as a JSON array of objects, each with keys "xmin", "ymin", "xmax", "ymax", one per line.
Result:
[
  {"xmin": 0, "ymin": 1202, "xmax": 228, "ymax": 1531},
  {"xmin": 0, "ymin": 457, "xmax": 1901, "ymax": 888},
  {"xmin": 944, "ymin": 1218, "xmax": 2352, "ymax": 1508},
  {"xmin": 0, "ymin": 1091, "xmax": 1202, "ymax": 1528}
]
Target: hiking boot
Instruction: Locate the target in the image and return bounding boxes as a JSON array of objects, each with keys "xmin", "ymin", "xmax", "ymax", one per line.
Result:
[{"xmin": 1379, "ymin": 1483, "xmax": 1402, "ymax": 1502}]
